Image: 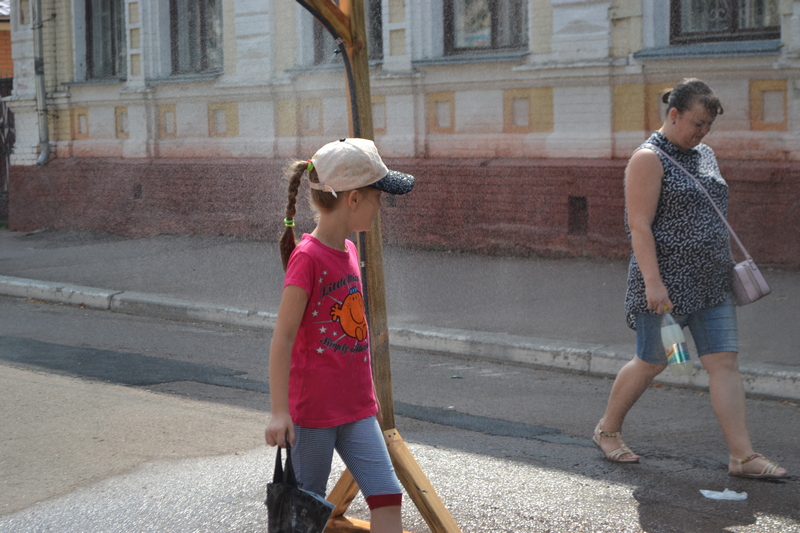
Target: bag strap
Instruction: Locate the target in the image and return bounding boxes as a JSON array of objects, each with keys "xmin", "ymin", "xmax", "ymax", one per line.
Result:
[
  {"xmin": 272, "ymin": 446, "xmax": 284, "ymax": 483},
  {"xmin": 642, "ymin": 143, "xmax": 752, "ymax": 261},
  {"xmin": 272, "ymin": 442, "xmax": 298, "ymax": 487},
  {"xmin": 284, "ymin": 442, "xmax": 298, "ymax": 487}
]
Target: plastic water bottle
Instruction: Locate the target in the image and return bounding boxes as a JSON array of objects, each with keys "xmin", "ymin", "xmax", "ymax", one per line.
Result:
[{"xmin": 661, "ymin": 308, "xmax": 693, "ymax": 376}]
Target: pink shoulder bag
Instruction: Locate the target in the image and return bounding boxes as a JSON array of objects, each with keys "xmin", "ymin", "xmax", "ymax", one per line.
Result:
[{"xmin": 644, "ymin": 143, "xmax": 771, "ymax": 306}]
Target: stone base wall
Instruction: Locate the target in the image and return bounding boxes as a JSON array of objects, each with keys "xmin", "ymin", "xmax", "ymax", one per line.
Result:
[{"xmin": 8, "ymin": 157, "xmax": 800, "ymax": 266}]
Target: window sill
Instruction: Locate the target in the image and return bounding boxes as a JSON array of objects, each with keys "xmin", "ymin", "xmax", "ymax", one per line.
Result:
[
  {"xmin": 414, "ymin": 50, "xmax": 529, "ymax": 66},
  {"xmin": 633, "ymin": 40, "xmax": 781, "ymax": 60},
  {"xmin": 287, "ymin": 59, "xmax": 384, "ymax": 75},
  {"xmin": 146, "ymin": 71, "xmax": 223, "ymax": 83},
  {"xmin": 63, "ymin": 72, "xmax": 224, "ymax": 87},
  {"xmin": 62, "ymin": 78, "xmax": 126, "ymax": 87}
]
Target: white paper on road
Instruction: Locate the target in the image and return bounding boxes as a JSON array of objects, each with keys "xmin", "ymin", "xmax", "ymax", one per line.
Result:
[{"xmin": 699, "ymin": 488, "xmax": 747, "ymax": 501}]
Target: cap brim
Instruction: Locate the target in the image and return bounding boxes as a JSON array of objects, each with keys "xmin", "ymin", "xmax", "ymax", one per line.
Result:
[{"xmin": 370, "ymin": 170, "xmax": 415, "ymax": 195}]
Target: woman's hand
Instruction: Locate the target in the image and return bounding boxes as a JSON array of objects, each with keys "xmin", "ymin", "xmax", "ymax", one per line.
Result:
[
  {"xmin": 265, "ymin": 412, "xmax": 295, "ymax": 448},
  {"xmin": 645, "ymin": 281, "xmax": 673, "ymax": 314}
]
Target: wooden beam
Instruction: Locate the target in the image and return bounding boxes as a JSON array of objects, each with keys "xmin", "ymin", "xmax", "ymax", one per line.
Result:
[
  {"xmin": 326, "ymin": 517, "xmax": 371, "ymax": 532},
  {"xmin": 298, "ymin": 0, "xmax": 352, "ymax": 45},
  {"xmin": 296, "ymin": 2, "xmax": 461, "ymax": 532},
  {"xmin": 326, "ymin": 469, "xmax": 360, "ymax": 520},
  {"xmin": 327, "ymin": 516, "xmax": 414, "ymax": 533},
  {"xmin": 326, "ymin": 431, "xmax": 463, "ymax": 533},
  {"xmin": 385, "ymin": 429, "xmax": 462, "ymax": 533}
]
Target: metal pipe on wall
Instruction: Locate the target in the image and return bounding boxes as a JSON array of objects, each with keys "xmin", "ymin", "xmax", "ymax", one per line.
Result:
[{"xmin": 32, "ymin": 0, "xmax": 50, "ymax": 166}]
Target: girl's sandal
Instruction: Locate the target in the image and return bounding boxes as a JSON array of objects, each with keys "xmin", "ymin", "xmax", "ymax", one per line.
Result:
[
  {"xmin": 729, "ymin": 453, "xmax": 788, "ymax": 479},
  {"xmin": 593, "ymin": 423, "xmax": 640, "ymax": 463}
]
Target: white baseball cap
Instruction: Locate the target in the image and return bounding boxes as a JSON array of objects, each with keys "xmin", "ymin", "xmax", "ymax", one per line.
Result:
[{"xmin": 308, "ymin": 138, "xmax": 415, "ymax": 197}]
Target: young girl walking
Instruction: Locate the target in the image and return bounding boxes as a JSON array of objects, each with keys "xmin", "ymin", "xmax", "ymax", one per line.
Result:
[{"xmin": 265, "ymin": 138, "xmax": 414, "ymax": 533}]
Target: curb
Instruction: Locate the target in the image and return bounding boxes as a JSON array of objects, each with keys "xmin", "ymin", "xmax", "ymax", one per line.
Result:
[
  {"xmin": 2, "ymin": 275, "xmax": 798, "ymax": 402},
  {"xmin": 0, "ymin": 275, "xmax": 122, "ymax": 309},
  {"xmin": 109, "ymin": 291, "xmax": 278, "ymax": 330}
]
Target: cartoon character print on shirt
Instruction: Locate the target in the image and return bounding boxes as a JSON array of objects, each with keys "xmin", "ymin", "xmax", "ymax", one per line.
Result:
[
  {"xmin": 312, "ymin": 268, "xmax": 369, "ymax": 361},
  {"xmin": 330, "ymin": 287, "xmax": 367, "ymax": 341}
]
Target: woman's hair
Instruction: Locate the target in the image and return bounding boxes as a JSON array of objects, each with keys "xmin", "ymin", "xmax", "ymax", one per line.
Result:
[
  {"xmin": 662, "ymin": 78, "xmax": 724, "ymax": 118},
  {"xmin": 279, "ymin": 160, "xmax": 341, "ymax": 270}
]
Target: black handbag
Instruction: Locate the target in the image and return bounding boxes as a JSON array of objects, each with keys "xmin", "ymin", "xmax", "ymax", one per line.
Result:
[{"xmin": 266, "ymin": 444, "xmax": 335, "ymax": 533}]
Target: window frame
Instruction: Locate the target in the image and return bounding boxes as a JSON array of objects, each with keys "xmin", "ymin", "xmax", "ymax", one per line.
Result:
[
  {"xmin": 443, "ymin": 0, "xmax": 528, "ymax": 55},
  {"xmin": 169, "ymin": 0, "xmax": 223, "ymax": 75},
  {"xmin": 85, "ymin": 0, "xmax": 127, "ymax": 80},
  {"xmin": 670, "ymin": 0, "xmax": 780, "ymax": 45}
]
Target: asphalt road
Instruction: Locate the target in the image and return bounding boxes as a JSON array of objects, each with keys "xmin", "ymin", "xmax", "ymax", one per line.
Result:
[{"xmin": 1, "ymin": 296, "xmax": 799, "ymax": 532}]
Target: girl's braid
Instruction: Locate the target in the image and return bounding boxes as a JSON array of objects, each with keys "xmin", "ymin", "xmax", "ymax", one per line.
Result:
[{"xmin": 279, "ymin": 161, "xmax": 307, "ymax": 271}]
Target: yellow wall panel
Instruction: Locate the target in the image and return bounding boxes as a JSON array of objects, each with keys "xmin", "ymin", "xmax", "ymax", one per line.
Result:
[
  {"xmin": 129, "ymin": 2, "xmax": 140, "ymax": 24},
  {"xmin": 504, "ymin": 88, "xmax": 554, "ymax": 134},
  {"xmin": 299, "ymin": 98, "xmax": 323, "ymax": 136},
  {"xmin": 208, "ymin": 102, "xmax": 240, "ymax": 138},
  {"xmin": 427, "ymin": 92, "xmax": 455, "ymax": 134},
  {"xmin": 159, "ymin": 104, "xmax": 177, "ymax": 138},
  {"xmin": 274, "ymin": 1, "xmax": 297, "ymax": 73},
  {"xmin": 613, "ymin": 84, "xmax": 645, "ymax": 132},
  {"xmin": 530, "ymin": 87, "xmax": 554, "ymax": 133},
  {"xmin": 115, "ymin": 107, "xmax": 129, "ymax": 139},
  {"xmin": 277, "ymin": 99, "xmax": 298, "ymax": 137},
  {"xmin": 130, "ymin": 28, "xmax": 141, "ymax": 50},
  {"xmin": 389, "ymin": 0, "xmax": 405, "ymax": 23},
  {"xmin": 390, "ymin": 29, "xmax": 406, "ymax": 56},
  {"xmin": 71, "ymin": 107, "xmax": 89, "ymax": 140},
  {"xmin": 750, "ymin": 80, "xmax": 787, "ymax": 131},
  {"xmin": 372, "ymin": 95, "xmax": 387, "ymax": 135}
]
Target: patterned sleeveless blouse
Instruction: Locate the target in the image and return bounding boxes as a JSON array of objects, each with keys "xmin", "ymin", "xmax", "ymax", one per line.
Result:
[{"xmin": 624, "ymin": 131, "xmax": 734, "ymax": 329}]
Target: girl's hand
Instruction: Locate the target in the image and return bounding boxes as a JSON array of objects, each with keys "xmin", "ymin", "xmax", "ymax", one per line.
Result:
[{"xmin": 265, "ymin": 412, "xmax": 295, "ymax": 448}]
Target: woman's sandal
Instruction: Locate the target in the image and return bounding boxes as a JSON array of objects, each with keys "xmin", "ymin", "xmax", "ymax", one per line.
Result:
[
  {"xmin": 729, "ymin": 453, "xmax": 788, "ymax": 479},
  {"xmin": 593, "ymin": 422, "xmax": 640, "ymax": 463}
]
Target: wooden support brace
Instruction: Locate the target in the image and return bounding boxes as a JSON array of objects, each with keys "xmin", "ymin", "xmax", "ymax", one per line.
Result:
[
  {"xmin": 327, "ymin": 469, "xmax": 360, "ymax": 520},
  {"xmin": 325, "ymin": 468, "xmax": 412, "ymax": 533},
  {"xmin": 385, "ymin": 429, "xmax": 462, "ymax": 533},
  {"xmin": 326, "ymin": 516, "xmax": 371, "ymax": 532},
  {"xmin": 327, "ymin": 516, "xmax": 413, "ymax": 533},
  {"xmin": 325, "ymin": 430, "xmax": 461, "ymax": 533}
]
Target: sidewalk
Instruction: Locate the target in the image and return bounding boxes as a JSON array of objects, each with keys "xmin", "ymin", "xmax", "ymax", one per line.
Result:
[{"xmin": 2, "ymin": 228, "xmax": 799, "ymax": 400}]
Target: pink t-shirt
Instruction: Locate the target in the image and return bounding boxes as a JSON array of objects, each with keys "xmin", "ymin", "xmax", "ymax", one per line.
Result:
[{"xmin": 283, "ymin": 234, "xmax": 377, "ymax": 428}]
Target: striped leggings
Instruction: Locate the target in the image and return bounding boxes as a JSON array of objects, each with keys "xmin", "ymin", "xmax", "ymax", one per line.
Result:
[{"xmin": 293, "ymin": 416, "xmax": 402, "ymax": 509}]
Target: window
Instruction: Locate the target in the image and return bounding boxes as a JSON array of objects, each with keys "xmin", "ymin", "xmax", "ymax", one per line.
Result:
[
  {"xmin": 444, "ymin": 0, "xmax": 527, "ymax": 54},
  {"xmin": 313, "ymin": 0, "xmax": 383, "ymax": 65},
  {"xmin": 86, "ymin": 0, "xmax": 127, "ymax": 79},
  {"xmin": 170, "ymin": 0, "xmax": 223, "ymax": 74},
  {"xmin": 670, "ymin": 0, "xmax": 779, "ymax": 44}
]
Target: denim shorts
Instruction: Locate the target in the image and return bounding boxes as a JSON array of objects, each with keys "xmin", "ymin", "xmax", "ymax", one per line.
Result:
[{"xmin": 635, "ymin": 297, "xmax": 738, "ymax": 364}]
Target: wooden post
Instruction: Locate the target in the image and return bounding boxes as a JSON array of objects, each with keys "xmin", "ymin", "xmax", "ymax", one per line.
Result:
[{"xmin": 293, "ymin": 2, "xmax": 461, "ymax": 532}]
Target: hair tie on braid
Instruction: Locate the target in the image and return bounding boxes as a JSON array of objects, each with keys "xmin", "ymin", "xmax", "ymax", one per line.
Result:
[
  {"xmin": 284, "ymin": 217, "xmax": 295, "ymax": 227},
  {"xmin": 306, "ymin": 160, "xmax": 314, "ymax": 173}
]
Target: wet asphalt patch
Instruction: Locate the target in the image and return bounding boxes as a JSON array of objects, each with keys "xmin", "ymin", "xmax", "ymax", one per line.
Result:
[
  {"xmin": 0, "ymin": 335, "xmax": 581, "ymax": 444},
  {"xmin": 0, "ymin": 335, "xmax": 266, "ymax": 392}
]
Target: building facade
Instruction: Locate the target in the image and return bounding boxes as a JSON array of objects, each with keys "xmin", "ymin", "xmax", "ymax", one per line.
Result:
[
  {"xmin": 5, "ymin": 1, "xmax": 800, "ymax": 265},
  {"xmin": 0, "ymin": 0, "xmax": 11, "ymax": 220}
]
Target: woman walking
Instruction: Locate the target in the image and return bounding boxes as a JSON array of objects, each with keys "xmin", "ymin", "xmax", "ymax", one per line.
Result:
[{"xmin": 593, "ymin": 78, "xmax": 788, "ymax": 479}]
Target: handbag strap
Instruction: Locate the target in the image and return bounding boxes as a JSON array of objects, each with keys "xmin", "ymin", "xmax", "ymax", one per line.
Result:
[
  {"xmin": 642, "ymin": 143, "xmax": 752, "ymax": 261},
  {"xmin": 272, "ymin": 442, "xmax": 298, "ymax": 487}
]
